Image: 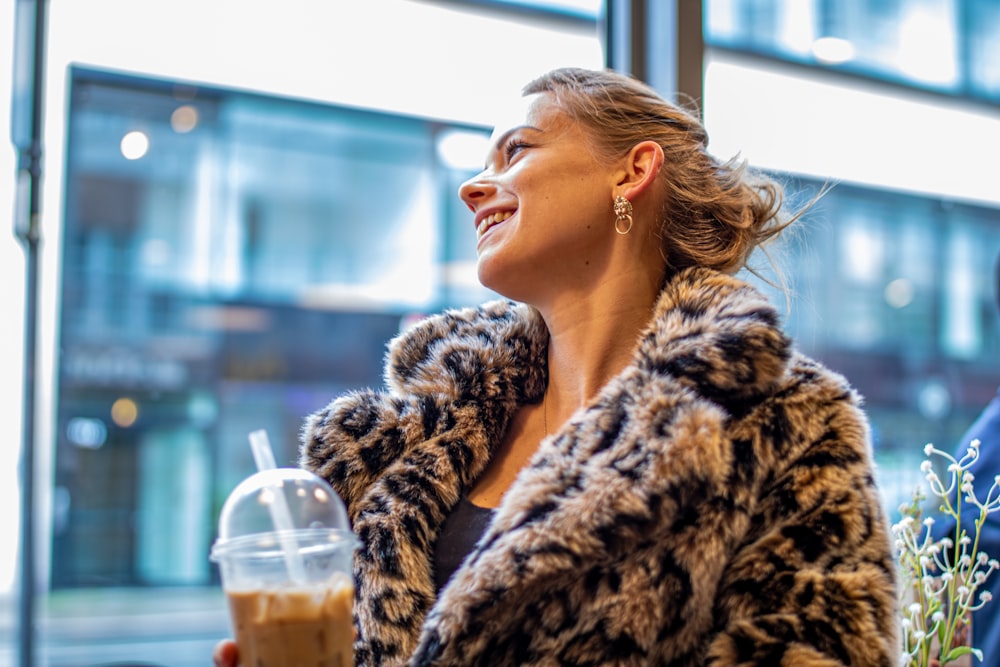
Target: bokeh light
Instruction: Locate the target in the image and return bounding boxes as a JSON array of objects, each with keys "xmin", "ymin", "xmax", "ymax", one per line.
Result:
[
  {"xmin": 110, "ymin": 397, "xmax": 139, "ymax": 428},
  {"xmin": 120, "ymin": 130, "xmax": 149, "ymax": 160}
]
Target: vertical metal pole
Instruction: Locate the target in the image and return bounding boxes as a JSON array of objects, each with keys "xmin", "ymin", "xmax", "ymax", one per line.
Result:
[
  {"xmin": 17, "ymin": 195, "xmax": 39, "ymax": 667},
  {"xmin": 602, "ymin": 0, "xmax": 704, "ymax": 112},
  {"xmin": 672, "ymin": 0, "xmax": 705, "ymax": 112},
  {"xmin": 604, "ymin": 0, "xmax": 641, "ymax": 75},
  {"xmin": 12, "ymin": 1, "xmax": 48, "ymax": 666}
]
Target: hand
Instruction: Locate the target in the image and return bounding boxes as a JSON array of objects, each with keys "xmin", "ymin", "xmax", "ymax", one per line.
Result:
[{"xmin": 213, "ymin": 639, "xmax": 239, "ymax": 667}]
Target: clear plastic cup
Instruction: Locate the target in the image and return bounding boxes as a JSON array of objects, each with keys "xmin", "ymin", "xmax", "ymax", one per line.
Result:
[{"xmin": 210, "ymin": 467, "xmax": 358, "ymax": 667}]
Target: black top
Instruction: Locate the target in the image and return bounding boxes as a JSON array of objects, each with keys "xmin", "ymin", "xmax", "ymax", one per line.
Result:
[{"xmin": 433, "ymin": 496, "xmax": 494, "ymax": 594}]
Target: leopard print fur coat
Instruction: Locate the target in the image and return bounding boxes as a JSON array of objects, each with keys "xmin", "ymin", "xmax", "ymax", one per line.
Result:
[{"xmin": 300, "ymin": 267, "xmax": 900, "ymax": 667}]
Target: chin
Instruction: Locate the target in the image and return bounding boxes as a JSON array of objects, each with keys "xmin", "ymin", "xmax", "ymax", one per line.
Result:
[
  {"xmin": 477, "ymin": 265, "xmax": 520, "ymax": 302},
  {"xmin": 477, "ymin": 250, "xmax": 545, "ymax": 304},
  {"xmin": 477, "ymin": 269, "xmax": 503, "ymax": 296}
]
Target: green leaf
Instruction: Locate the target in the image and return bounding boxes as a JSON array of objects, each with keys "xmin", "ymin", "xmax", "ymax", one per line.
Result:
[{"xmin": 941, "ymin": 645, "xmax": 983, "ymax": 662}]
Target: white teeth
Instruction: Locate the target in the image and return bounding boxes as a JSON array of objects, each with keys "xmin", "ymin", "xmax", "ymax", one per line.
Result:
[{"xmin": 477, "ymin": 210, "xmax": 513, "ymax": 237}]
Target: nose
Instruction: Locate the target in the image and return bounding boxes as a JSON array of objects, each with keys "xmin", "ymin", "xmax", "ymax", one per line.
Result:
[{"xmin": 458, "ymin": 171, "xmax": 495, "ymax": 212}]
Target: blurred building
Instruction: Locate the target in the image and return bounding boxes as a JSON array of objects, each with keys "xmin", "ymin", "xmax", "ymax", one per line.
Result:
[
  {"xmin": 54, "ymin": 65, "xmax": 493, "ymax": 587},
  {"xmin": 4, "ymin": 0, "xmax": 999, "ymax": 665}
]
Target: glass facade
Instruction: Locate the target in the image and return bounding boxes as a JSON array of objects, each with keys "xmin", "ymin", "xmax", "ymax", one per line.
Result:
[
  {"xmin": 705, "ymin": 0, "xmax": 1000, "ymax": 102},
  {"xmin": 54, "ymin": 67, "xmax": 495, "ymax": 590}
]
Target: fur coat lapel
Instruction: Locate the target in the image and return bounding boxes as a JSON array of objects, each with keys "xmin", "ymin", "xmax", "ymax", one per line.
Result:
[{"xmin": 300, "ymin": 267, "xmax": 897, "ymax": 667}]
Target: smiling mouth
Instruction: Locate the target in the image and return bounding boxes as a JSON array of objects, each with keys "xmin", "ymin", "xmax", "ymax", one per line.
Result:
[{"xmin": 477, "ymin": 210, "xmax": 514, "ymax": 239}]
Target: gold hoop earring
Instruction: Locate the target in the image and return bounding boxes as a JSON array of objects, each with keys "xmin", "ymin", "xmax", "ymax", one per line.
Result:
[{"xmin": 614, "ymin": 195, "xmax": 633, "ymax": 235}]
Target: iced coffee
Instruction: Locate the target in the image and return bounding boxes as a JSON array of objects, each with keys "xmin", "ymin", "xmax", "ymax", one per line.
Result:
[
  {"xmin": 227, "ymin": 576, "xmax": 354, "ymax": 667},
  {"xmin": 211, "ymin": 466, "xmax": 359, "ymax": 667}
]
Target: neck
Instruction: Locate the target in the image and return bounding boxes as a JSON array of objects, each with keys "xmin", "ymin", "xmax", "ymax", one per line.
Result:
[{"xmin": 538, "ymin": 269, "xmax": 662, "ymax": 428}]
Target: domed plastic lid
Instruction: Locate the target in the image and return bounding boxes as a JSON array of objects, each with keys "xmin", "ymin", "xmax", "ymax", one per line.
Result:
[{"xmin": 215, "ymin": 467, "xmax": 351, "ymax": 543}]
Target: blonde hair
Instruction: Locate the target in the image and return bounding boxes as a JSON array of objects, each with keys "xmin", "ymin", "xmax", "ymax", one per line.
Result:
[{"xmin": 523, "ymin": 67, "xmax": 803, "ymax": 276}]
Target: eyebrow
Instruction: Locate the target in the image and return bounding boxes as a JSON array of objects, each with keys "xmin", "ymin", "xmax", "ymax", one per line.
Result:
[{"xmin": 484, "ymin": 124, "xmax": 543, "ymax": 169}]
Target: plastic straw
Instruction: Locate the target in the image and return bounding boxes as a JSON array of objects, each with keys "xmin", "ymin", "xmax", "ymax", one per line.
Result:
[{"xmin": 249, "ymin": 429, "xmax": 307, "ymax": 584}]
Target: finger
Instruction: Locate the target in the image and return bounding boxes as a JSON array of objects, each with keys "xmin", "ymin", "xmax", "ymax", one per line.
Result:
[{"xmin": 213, "ymin": 639, "xmax": 239, "ymax": 667}]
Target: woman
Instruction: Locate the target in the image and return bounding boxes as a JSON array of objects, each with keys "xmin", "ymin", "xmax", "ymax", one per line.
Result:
[{"xmin": 215, "ymin": 67, "xmax": 899, "ymax": 666}]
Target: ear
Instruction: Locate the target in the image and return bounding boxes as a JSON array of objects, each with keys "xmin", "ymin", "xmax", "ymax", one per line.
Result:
[{"xmin": 614, "ymin": 140, "xmax": 664, "ymax": 201}]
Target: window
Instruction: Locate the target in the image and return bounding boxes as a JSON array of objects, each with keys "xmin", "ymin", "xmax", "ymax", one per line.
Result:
[
  {"xmin": 55, "ymin": 67, "xmax": 501, "ymax": 593},
  {"xmin": 705, "ymin": 0, "xmax": 1000, "ymax": 102}
]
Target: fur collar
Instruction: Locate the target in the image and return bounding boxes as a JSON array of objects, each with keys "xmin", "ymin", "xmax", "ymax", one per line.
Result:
[{"xmin": 384, "ymin": 266, "xmax": 791, "ymax": 417}]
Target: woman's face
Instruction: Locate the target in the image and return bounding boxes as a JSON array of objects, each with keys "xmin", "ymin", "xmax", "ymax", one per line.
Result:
[{"xmin": 459, "ymin": 93, "xmax": 621, "ymax": 303}]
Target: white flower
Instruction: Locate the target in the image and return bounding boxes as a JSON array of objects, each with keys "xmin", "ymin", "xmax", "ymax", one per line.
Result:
[{"xmin": 895, "ymin": 440, "xmax": 999, "ymax": 664}]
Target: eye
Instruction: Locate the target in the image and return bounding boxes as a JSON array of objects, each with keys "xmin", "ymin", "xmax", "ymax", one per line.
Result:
[{"xmin": 504, "ymin": 138, "xmax": 530, "ymax": 161}]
